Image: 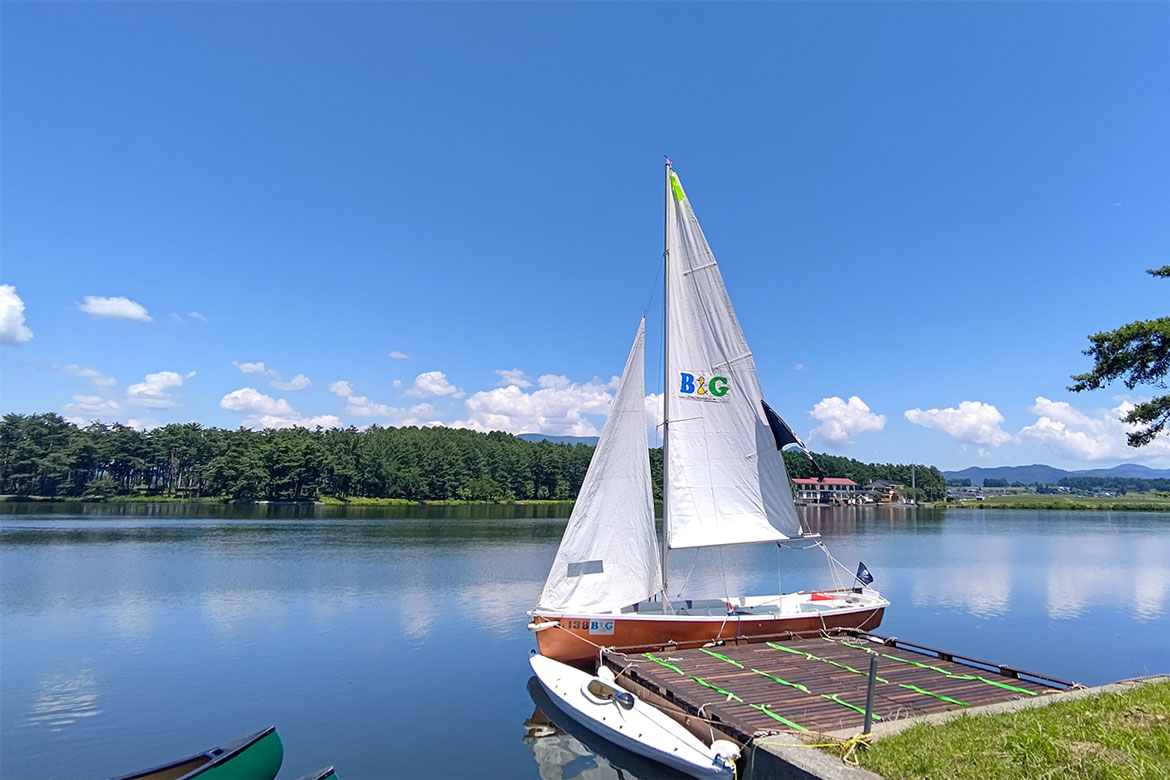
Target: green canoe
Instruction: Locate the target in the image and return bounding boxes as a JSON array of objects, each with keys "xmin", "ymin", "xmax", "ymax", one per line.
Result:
[{"xmin": 110, "ymin": 726, "xmax": 284, "ymax": 780}]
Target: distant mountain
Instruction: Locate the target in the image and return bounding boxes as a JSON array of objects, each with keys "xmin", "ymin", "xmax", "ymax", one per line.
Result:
[
  {"xmin": 1072, "ymin": 463, "xmax": 1170, "ymax": 478},
  {"xmin": 943, "ymin": 463, "xmax": 1170, "ymax": 486},
  {"xmin": 517, "ymin": 433, "xmax": 599, "ymax": 446}
]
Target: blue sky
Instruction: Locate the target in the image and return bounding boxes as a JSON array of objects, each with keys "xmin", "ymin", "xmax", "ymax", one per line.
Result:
[{"xmin": 2, "ymin": 2, "xmax": 1168, "ymax": 471}]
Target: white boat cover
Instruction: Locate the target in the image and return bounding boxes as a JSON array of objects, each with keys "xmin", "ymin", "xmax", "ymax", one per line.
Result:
[
  {"xmin": 537, "ymin": 320, "xmax": 661, "ymax": 613},
  {"xmin": 665, "ymin": 168, "xmax": 802, "ymax": 549}
]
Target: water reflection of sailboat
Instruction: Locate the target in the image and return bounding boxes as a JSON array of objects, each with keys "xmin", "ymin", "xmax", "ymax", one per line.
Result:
[{"xmin": 524, "ymin": 677, "xmax": 691, "ymax": 780}]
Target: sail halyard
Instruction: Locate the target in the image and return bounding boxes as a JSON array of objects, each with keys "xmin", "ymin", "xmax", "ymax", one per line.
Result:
[
  {"xmin": 664, "ymin": 167, "xmax": 802, "ymax": 550},
  {"xmin": 536, "ymin": 319, "xmax": 661, "ymax": 613}
]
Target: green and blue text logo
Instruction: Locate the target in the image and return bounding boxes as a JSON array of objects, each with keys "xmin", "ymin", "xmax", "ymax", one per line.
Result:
[{"xmin": 680, "ymin": 373, "xmax": 729, "ymax": 397}]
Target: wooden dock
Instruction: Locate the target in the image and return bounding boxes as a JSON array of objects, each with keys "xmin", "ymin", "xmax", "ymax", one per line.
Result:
[{"xmin": 600, "ymin": 631, "xmax": 1078, "ymax": 742}]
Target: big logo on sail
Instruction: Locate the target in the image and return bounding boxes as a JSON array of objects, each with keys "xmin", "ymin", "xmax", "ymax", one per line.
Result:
[{"xmin": 679, "ymin": 372, "xmax": 729, "ymax": 397}]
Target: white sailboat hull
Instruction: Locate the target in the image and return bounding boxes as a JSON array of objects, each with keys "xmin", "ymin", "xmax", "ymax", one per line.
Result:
[{"xmin": 528, "ymin": 654, "xmax": 736, "ymax": 780}]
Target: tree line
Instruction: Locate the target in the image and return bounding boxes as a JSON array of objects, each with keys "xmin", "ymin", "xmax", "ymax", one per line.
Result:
[
  {"xmin": 0, "ymin": 412, "xmax": 944, "ymax": 503},
  {"xmin": 781, "ymin": 449, "xmax": 946, "ymax": 502},
  {"xmin": 1056, "ymin": 476, "xmax": 1170, "ymax": 494}
]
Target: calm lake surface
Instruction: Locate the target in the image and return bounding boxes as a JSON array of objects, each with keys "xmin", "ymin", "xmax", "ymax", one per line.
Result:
[{"xmin": 2, "ymin": 503, "xmax": 1168, "ymax": 779}]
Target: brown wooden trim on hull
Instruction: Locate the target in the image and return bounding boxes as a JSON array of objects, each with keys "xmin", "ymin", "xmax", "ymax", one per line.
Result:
[{"xmin": 534, "ymin": 607, "xmax": 885, "ymax": 667}]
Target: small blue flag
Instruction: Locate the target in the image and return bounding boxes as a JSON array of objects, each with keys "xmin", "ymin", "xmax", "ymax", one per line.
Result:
[{"xmin": 856, "ymin": 562, "xmax": 874, "ymax": 586}]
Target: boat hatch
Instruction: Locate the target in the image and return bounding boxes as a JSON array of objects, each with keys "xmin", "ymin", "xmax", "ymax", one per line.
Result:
[{"xmin": 584, "ymin": 679, "xmax": 635, "ymax": 709}]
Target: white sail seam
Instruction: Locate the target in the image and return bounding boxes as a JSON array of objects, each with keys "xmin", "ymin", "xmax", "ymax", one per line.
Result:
[
  {"xmin": 682, "ymin": 261, "xmax": 718, "ymax": 276},
  {"xmin": 712, "ymin": 353, "xmax": 753, "ymax": 370}
]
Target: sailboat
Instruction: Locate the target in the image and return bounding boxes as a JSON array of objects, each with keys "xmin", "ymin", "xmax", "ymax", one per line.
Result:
[{"xmin": 528, "ymin": 163, "xmax": 889, "ymax": 666}]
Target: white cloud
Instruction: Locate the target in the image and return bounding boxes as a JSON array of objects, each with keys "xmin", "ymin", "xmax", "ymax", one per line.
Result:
[
  {"xmin": 645, "ymin": 393, "xmax": 664, "ymax": 445},
  {"xmin": 537, "ymin": 374, "xmax": 572, "ymax": 390},
  {"xmin": 221, "ymin": 387, "xmax": 296, "ymax": 417},
  {"xmin": 234, "ymin": 361, "xmax": 309, "ymax": 391},
  {"xmin": 406, "ymin": 371, "xmax": 464, "ymax": 398},
  {"xmin": 392, "ymin": 379, "xmax": 402, "ymax": 389},
  {"xmin": 388, "ymin": 350, "xmax": 409, "ymax": 360},
  {"xmin": 171, "ymin": 311, "xmax": 209, "ymax": 325},
  {"xmin": 495, "ymin": 369, "xmax": 532, "ymax": 388},
  {"xmin": 346, "ymin": 395, "xmax": 399, "ymax": 418},
  {"xmin": 1017, "ymin": 396, "xmax": 1170, "ymax": 462},
  {"xmin": 77, "ymin": 295, "xmax": 152, "ymax": 322},
  {"xmin": 233, "ymin": 361, "xmax": 278, "ymax": 377},
  {"xmin": 0, "ymin": 284, "xmax": 34, "ymax": 344},
  {"xmin": 63, "ymin": 395, "xmax": 122, "ymax": 416},
  {"xmin": 63, "ymin": 364, "xmax": 116, "ymax": 388},
  {"xmin": 904, "ymin": 401, "xmax": 1012, "ymax": 447},
  {"xmin": 329, "ymin": 379, "xmax": 400, "ymax": 418},
  {"xmin": 808, "ymin": 396, "xmax": 887, "ymax": 443},
  {"xmin": 220, "ymin": 387, "xmax": 339, "ymax": 429},
  {"xmin": 271, "ymin": 374, "xmax": 311, "ymax": 391},
  {"xmin": 126, "ymin": 371, "xmax": 192, "ymax": 408},
  {"xmin": 794, "ymin": 363, "xmax": 806, "ymax": 371},
  {"xmin": 448, "ymin": 377, "xmax": 613, "ymax": 436}
]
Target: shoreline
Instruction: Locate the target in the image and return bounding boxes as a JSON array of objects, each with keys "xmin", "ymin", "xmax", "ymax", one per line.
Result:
[
  {"xmin": 0, "ymin": 495, "xmax": 576, "ymax": 507},
  {"xmin": 4, "ymin": 496, "xmax": 1168, "ymax": 512},
  {"xmin": 943, "ymin": 500, "xmax": 1170, "ymax": 512}
]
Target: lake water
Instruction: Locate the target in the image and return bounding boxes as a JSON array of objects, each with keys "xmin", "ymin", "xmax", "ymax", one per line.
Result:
[{"xmin": 1, "ymin": 503, "xmax": 1167, "ymax": 779}]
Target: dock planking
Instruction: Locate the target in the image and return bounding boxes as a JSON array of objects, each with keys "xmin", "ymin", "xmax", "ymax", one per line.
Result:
[{"xmin": 600, "ymin": 631, "xmax": 1074, "ymax": 742}]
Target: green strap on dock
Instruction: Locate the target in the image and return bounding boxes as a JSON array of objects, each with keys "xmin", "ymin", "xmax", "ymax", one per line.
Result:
[
  {"xmin": 765, "ymin": 641, "xmax": 888, "ymax": 682},
  {"xmin": 750, "ymin": 704, "xmax": 808, "ymax": 732},
  {"xmin": 821, "ymin": 692, "xmax": 879, "ymax": 719},
  {"xmin": 700, "ymin": 643, "xmax": 877, "ymax": 720},
  {"xmin": 898, "ymin": 683, "xmax": 969, "ymax": 707},
  {"xmin": 642, "ymin": 652, "xmax": 686, "ymax": 676},
  {"xmin": 766, "ymin": 641, "xmax": 811, "ymax": 658},
  {"xmin": 700, "ymin": 648, "xmax": 744, "ymax": 668},
  {"xmin": 691, "ymin": 676, "xmax": 743, "ymax": 702},
  {"xmin": 750, "ymin": 668, "xmax": 810, "ymax": 694},
  {"xmin": 642, "ymin": 652, "xmax": 742, "ymax": 701},
  {"xmin": 767, "ymin": 641, "xmax": 969, "ymax": 707},
  {"xmin": 822, "ymin": 638, "xmax": 1037, "ymax": 697},
  {"xmin": 968, "ymin": 676, "xmax": 1037, "ymax": 696}
]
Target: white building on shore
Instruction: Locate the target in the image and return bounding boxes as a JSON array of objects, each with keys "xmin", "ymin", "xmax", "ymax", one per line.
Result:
[{"xmin": 792, "ymin": 477, "xmax": 860, "ymax": 504}]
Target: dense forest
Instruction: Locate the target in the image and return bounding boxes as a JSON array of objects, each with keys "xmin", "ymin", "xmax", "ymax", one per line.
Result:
[{"xmin": 0, "ymin": 413, "xmax": 946, "ymax": 502}]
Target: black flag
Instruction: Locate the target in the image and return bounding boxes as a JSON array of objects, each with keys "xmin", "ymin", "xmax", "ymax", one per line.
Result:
[
  {"xmin": 762, "ymin": 399, "xmax": 802, "ymax": 449},
  {"xmin": 761, "ymin": 400, "xmax": 826, "ymax": 480},
  {"xmin": 856, "ymin": 562, "xmax": 874, "ymax": 586}
]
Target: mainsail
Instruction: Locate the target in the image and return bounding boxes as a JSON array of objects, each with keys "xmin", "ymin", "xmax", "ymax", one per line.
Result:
[
  {"xmin": 664, "ymin": 167, "xmax": 802, "ymax": 549},
  {"xmin": 537, "ymin": 319, "xmax": 661, "ymax": 612}
]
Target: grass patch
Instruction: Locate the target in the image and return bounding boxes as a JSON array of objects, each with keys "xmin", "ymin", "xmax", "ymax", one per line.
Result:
[
  {"xmin": 853, "ymin": 680, "xmax": 1170, "ymax": 780},
  {"xmin": 947, "ymin": 492, "xmax": 1170, "ymax": 512}
]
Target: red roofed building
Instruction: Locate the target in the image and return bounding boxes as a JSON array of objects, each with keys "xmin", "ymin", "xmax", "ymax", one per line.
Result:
[{"xmin": 792, "ymin": 477, "xmax": 860, "ymax": 504}]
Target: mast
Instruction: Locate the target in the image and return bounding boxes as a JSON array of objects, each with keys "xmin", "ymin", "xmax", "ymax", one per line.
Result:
[{"xmin": 661, "ymin": 159, "xmax": 672, "ymax": 610}]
